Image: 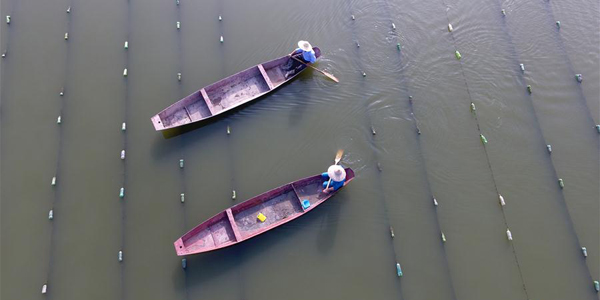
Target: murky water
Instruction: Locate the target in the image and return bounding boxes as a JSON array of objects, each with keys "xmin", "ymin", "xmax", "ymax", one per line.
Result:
[{"xmin": 1, "ymin": 0, "xmax": 598, "ymax": 299}]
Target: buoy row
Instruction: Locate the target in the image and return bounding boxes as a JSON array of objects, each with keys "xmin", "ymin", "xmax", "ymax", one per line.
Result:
[
  {"xmin": 546, "ymin": 144, "xmax": 552, "ymax": 153},
  {"xmin": 396, "ymin": 262, "xmax": 403, "ymax": 277},
  {"xmin": 118, "ymin": 250, "xmax": 123, "ymax": 262},
  {"xmin": 232, "ymin": 190, "xmax": 236, "ymax": 200},
  {"xmin": 180, "ymin": 193, "xmax": 185, "ymax": 203},
  {"xmin": 120, "ymin": 150, "xmax": 125, "ymax": 160},
  {"xmin": 506, "ymin": 228, "xmax": 513, "ymax": 241},
  {"xmin": 119, "ymin": 187, "xmax": 125, "ymax": 198},
  {"xmin": 179, "ymin": 159, "xmax": 184, "ymax": 168}
]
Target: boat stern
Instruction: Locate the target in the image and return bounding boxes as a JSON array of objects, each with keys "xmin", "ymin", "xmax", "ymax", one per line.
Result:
[
  {"xmin": 151, "ymin": 114, "xmax": 166, "ymax": 131},
  {"xmin": 174, "ymin": 238, "xmax": 187, "ymax": 256}
]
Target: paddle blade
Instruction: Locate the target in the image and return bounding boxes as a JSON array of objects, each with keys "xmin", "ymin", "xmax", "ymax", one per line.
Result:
[
  {"xmin": 334, "ymin": 149, "xmax": 344, "ymax": 164},
  {"xmin": 323, "ymin": 71, "xmax": 339, "ymax": 83}
]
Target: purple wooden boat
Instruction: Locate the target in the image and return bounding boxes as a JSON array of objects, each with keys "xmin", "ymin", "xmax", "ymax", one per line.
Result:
[
  {"xmin": 152, "ymin": 47, "xmax": 321, "ymax": 130},
  {"xmin": 174, "ymin": 168, "xmax": 354, "ymax": 256}
]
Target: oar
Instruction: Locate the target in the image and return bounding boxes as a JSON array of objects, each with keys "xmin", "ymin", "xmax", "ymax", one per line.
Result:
[
  {"xmin": 289, "ymin": 55, "xmax": 339, "ymax": 83},
  {"xmin": 325, "ymin": 149, "xmax": 344, "ymax": 190}
]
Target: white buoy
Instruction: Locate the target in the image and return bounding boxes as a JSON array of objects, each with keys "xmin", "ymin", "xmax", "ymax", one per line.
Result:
[
  {"xmin": 64, "ymin": 32, "xmax": 69, "ymax": 40},
  {"xmin": 218, "ymin": 15, "xmax": 222, "ymax": 21},
  {"xmin": 501, "ymin": 9, "xmax": 506, "ymax": 16},
  {"xmin": 60, "ymin": 87, "xmax": 64, "ymax": 96},
  {"xmin": 120, "ymin": 150, "xmax": 125, "ymax": 160},
  {"xmin": 351, "ymin": 15, "xmax": 355, "ymax": 20},
  {"xmin": 441, "ymin": 232, "xmax": 446, "ymax": 242},
  {"xmin": 433, "ymin": 198, "xmax": 438, "ymax": 206},
  {"xmin": 179, "ymin": 159, "xmax": 184, "ymax": 168},
  {"xmin": 123, "ymin": 68, "xmax": 128, "ymax": 77},
  {"xmin": 396, "ymin": 262, "xmax": 403, "ymax": 277},
  {"xmin": 558, "ymin": 178, "xmax": 564, "ymax": 189},
  {"xmin": 182, "ymin": 258, "xmax": 187, "ymax": 269},
  {"xmin": 6, "ymin": 15, "xmax": 11, "ymax": 24},
  {"xmin": 1, "ymin": 51, "xmax": 6, "ymax": 58},
  {"xmin": 51, "ymin": 176, "xmax": 57, "ymax": 186},
  {"xmin": 575, "ymin": 74, "xmax": 582, "ymax": 83},
  {"xmin": 596, "ymin": 125, "xmax": 600, "ymax": 133},
  {"xmin": 121, "ymin": 122, "xmax": 126, "ymax": 131},
  {"xmin": 49, "ymin": 209, "xmax": 54, "ymax": 220},
  {"xmin": 180, "ymin": 193, "xmax": 185, "ymax": 203},
  {"xmin": 119, "ymin": 187, "xmax": 125, "ymax": 198},
  {"xmin": 506, "ymin": 229, "xmax": 513, "ymax": 241},
  {"xmin": 67, "ymin": 6, "xmax": 71, "ymax": 13},
  {"xmin": 57, "ymin": 116, "xmax": 62, "ymax": 124},
  {"xmin": 232, "ymin": 190, "xmax": 236, "ymax": 200},
  {"xmin": 448, "ymin": 23, "xmax": 453, "ymax": 32},
  {"xmin": 226, "ymin": 125, "xmax": 231, "ymax": 135},
  {"xmin": 42, "ymin": 284, "xmax": 47, "ymax": 294},
  {"xmin": 220, "ymin": 36, "xmax": 224, "ymax": 43},
  {"xmin": 582, "ymin": 247, "xmax": 587, "ymax": 257},
  {"xmin": 499, "ymin": 194, "xmax": 506, "ymax": 206},
  {"xmin": 390, "ymin": 226, "xmax": 394, "ymax": 238},
  {"xmin": 124, "ymin": 41, "xmax": 128, "ymax": 49},
  {"xmin": 392, "ymin": 23, "xmax": 396, "ymax": 30},
  {"xmin": 176, "ymin": 21, "xmax": 181, "ymax": 29},
  {"xmin": 371, "ymin": 126, "xmax": 376, "ymax": 135},
  {"xmin": 356, "ymin": 41, "xmax": 360, "ymax": 48},
  {"xmin": 118, "ymin": 250, "xmax": 123, "ymax": 262},
  {"xmin": 519, "ymin": 63, "xmax": 525, "ymax": 72},
  {"xmin": 176, "ymin": 0, "xmax": 180, "ymax": 5}
]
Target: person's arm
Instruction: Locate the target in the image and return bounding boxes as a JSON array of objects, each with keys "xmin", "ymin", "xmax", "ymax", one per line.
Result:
[
  {"xmin": 307, "ymin": 51, "xmax": 317, "ymax": 63},
  {"xmin": 289, "ymin": 48, "xmax": 301, "ymax": 56}
]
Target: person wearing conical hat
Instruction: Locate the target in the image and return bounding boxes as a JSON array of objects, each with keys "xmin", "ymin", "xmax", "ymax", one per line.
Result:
[
  {"xmin": 284, "ymin": 40, "xmax": 317, "ymax": 78},
  {"xmin": 321, "ymin": 164, "xmax": 347, "ymax": 193}
]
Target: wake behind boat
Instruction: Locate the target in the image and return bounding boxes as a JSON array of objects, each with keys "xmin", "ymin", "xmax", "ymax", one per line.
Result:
[{"xmin": 151, "ymin": 47, "xmax": 321, "ymax": 131}]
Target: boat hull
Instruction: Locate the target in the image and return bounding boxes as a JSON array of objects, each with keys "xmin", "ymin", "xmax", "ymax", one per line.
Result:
[
  {"xmin": 152, "ymin": 48, "xmax": 321, "ymax": 131},
  {"xmin": 174, "ymin": 168, "xmax": 354, "ymax": 256}
]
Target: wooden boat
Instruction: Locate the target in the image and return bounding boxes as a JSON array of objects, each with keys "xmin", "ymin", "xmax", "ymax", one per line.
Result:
[
  {"xmin": 174, "ymin": 168, "xmax": 354, "ymax": 256},
  {"xmin": 152, "ymin": 47, "xmax": 322, "ymax": 130}
]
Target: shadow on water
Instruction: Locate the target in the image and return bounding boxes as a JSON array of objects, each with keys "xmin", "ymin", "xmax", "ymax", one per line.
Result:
[{"xmin": 182, "ymin": 189, "xmax": 351, "ymax": 286}]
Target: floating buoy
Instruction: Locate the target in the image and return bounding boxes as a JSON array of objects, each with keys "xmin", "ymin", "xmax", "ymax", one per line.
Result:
[
  {"xmin": 396, "ymin": 43, "xmax": 401, "ymax": 50},
  {"xmin": 51, "ymin": 176, "xmax": 57, "ymax": 186},
  {"xmin": 408, "ymin": 95, "xmax": 413, "ymax": 100},
  {"xmin": 519, "ymin": 63, "xmax": 525, "ymax": 72},
  {"xmin": 124, "ymin": 41, "xmax": 128, "ymax": 49},
  {"xmin": 581, "ymin": 247, "xmax": 587, "ymax": 257},
  {"xmin": 182, "ymin": 258, "xmax": 187, "ymax": 269},
  {"xmin": 218, "ymin": 15, "xmax": 222, "ymax": 21},
  {"xmin": 177, "ymin": 72, "xmax": 182, "ymax": 81},
  {"xmin": 556, "ymin": 21, "xmax": 560, "ymax": 28},
  {"xmin": 351, "ymin": 15, "xmax": 355, "ymax": 20},
  {"xmin": 362, "ymin": 72, "xmax": 366, "ymax": 77},
  {"xmin": 232, "ymin": 190, "xmax": 236, "ymax": 200},
  {"xmin": 527, "ymin": 85, "xmax": 532, "ymax": 94},
  {"xmin": 501, "ymin": 9, "xmax": 506, "ymax": 16},
  {"xmin": 1, "ymin": 51, "xmax": 6, "ymax": 58},
  {"xmin": 118, "ymin": 250, "xmax": 123, "ymax": 262},
  {"xmin": 470, "ymin": 102, "xmax": 476, "ymax": 113},
  {"xmin": 480, "ymin": 134, "xmax": 488, "ymax": 145},
  {"xmin": 371, "ymin": 126, "xmax": 376, "ymax": 135},
  {"xmin": 60, "ymin": 87, "xmax": 64, "ymax": 96},
  {"xmin": 48, "ymin": 209, "xmax": 54, "ymax": 220},
  {"xmin": 176, "ymin": 21, "xmax": 181, "ymax": 29},
  {"xmin": 377, "ymin": 162, "xmax": 383, "ymax": 171},
  {"xmin": 506, "ymin": 228, "xmax": 513, "ymax": 241},
  {"xmin": 391, "ymin": 23, "xmax": 396, "ymax": 30},
  {"xmin": 180, "ymin": 193, "xmax": 185, "ymax": 203},
  {"xmin": 176, "ymin": 0, "xmax": 180, "ymax": 5},
  {"xmin": 595, "ymin": 281, "xmax": 600, "ymax": 292},
  {"xmin": 64, "ymin": 32, "xmax": 69, "ymax": 40},
  {"xmin": 396, "ymin": 262, "xmax": 403, "ymax": 277},
  {"xmin": 356, "ymin": 41, "xmax": 360, "ymax": 48},
  {"xmin": 119, "ymin": 187, "xmax": 125, "ymax": 198},
  {"xmin": 455, "ymin": 50, "xmax": 461, "ymax": 60},
  {"xmin": 6, "ymin": 15, "xmax": 10, "ymax": 24},
  {"xmin": 596, "ymin": 125, "xmax": 600, "ymax": 133},
  {"xmin": 123, "ymin": 68, "xmax": 128, "ymax": 77},
  {"xmin": 575, "ymin": 74, "xmax": 582, "ymax": 82},
  {"xmin": 67, "ymin": 6, "xmax": 71, "ymax": 13},
  {"xmin": 390, "ymin": 226, "xmax": 395, "ymax": 238},
  {"xmin": 448, "ymin": 23, "xmax": 453, "ymax": 32},
  {"xmin": 226, "ymin": 125, "xmax": 231, "ymax": 135},
  {"xmin": 121, "ymin": 122, "xmax": 126, "ymax": 131},
  {"xmin": 179, "ymin": 159, "xmax": 184, "ymax": 168},
  {"xmin": 547, "ymin": 144, "xmax": 552, "ymax": 153},
  {"xmin": 499, "ymin": 194, "xmax": 506, "ymax": 206},
  {"xmin": 416, "ymin": 125, "xmax": 421, "ymax": 135},
  {"xmin": 433, "ymin": 198, "xmax": 438, "ymax": 206},
  {"xmin": 57, "ymin": 116, "xmax": 62, "ymax": 124},
  {"xmin": 220, "ymin": 36, "xmax": 224, "ymax": 43},
  {"xmin": 42, "ymin": 284, "xmax": 47, "ymax": 294},
  {"xmin": 441, "ymin": 232, "xmax": 446, "ymax": 242},
  {"xmin": 120, "ymin": 150, "xmax": 125, "ymax": 160},
  {"xmin": 558, "ymin": 178, "xmax": 564, "ymax": 189}
]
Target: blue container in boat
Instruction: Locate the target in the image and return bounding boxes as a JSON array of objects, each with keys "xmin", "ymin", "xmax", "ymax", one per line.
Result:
[{"xmin": 302, "ymin": 199, "xmax": 310, "ymax": 210}]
